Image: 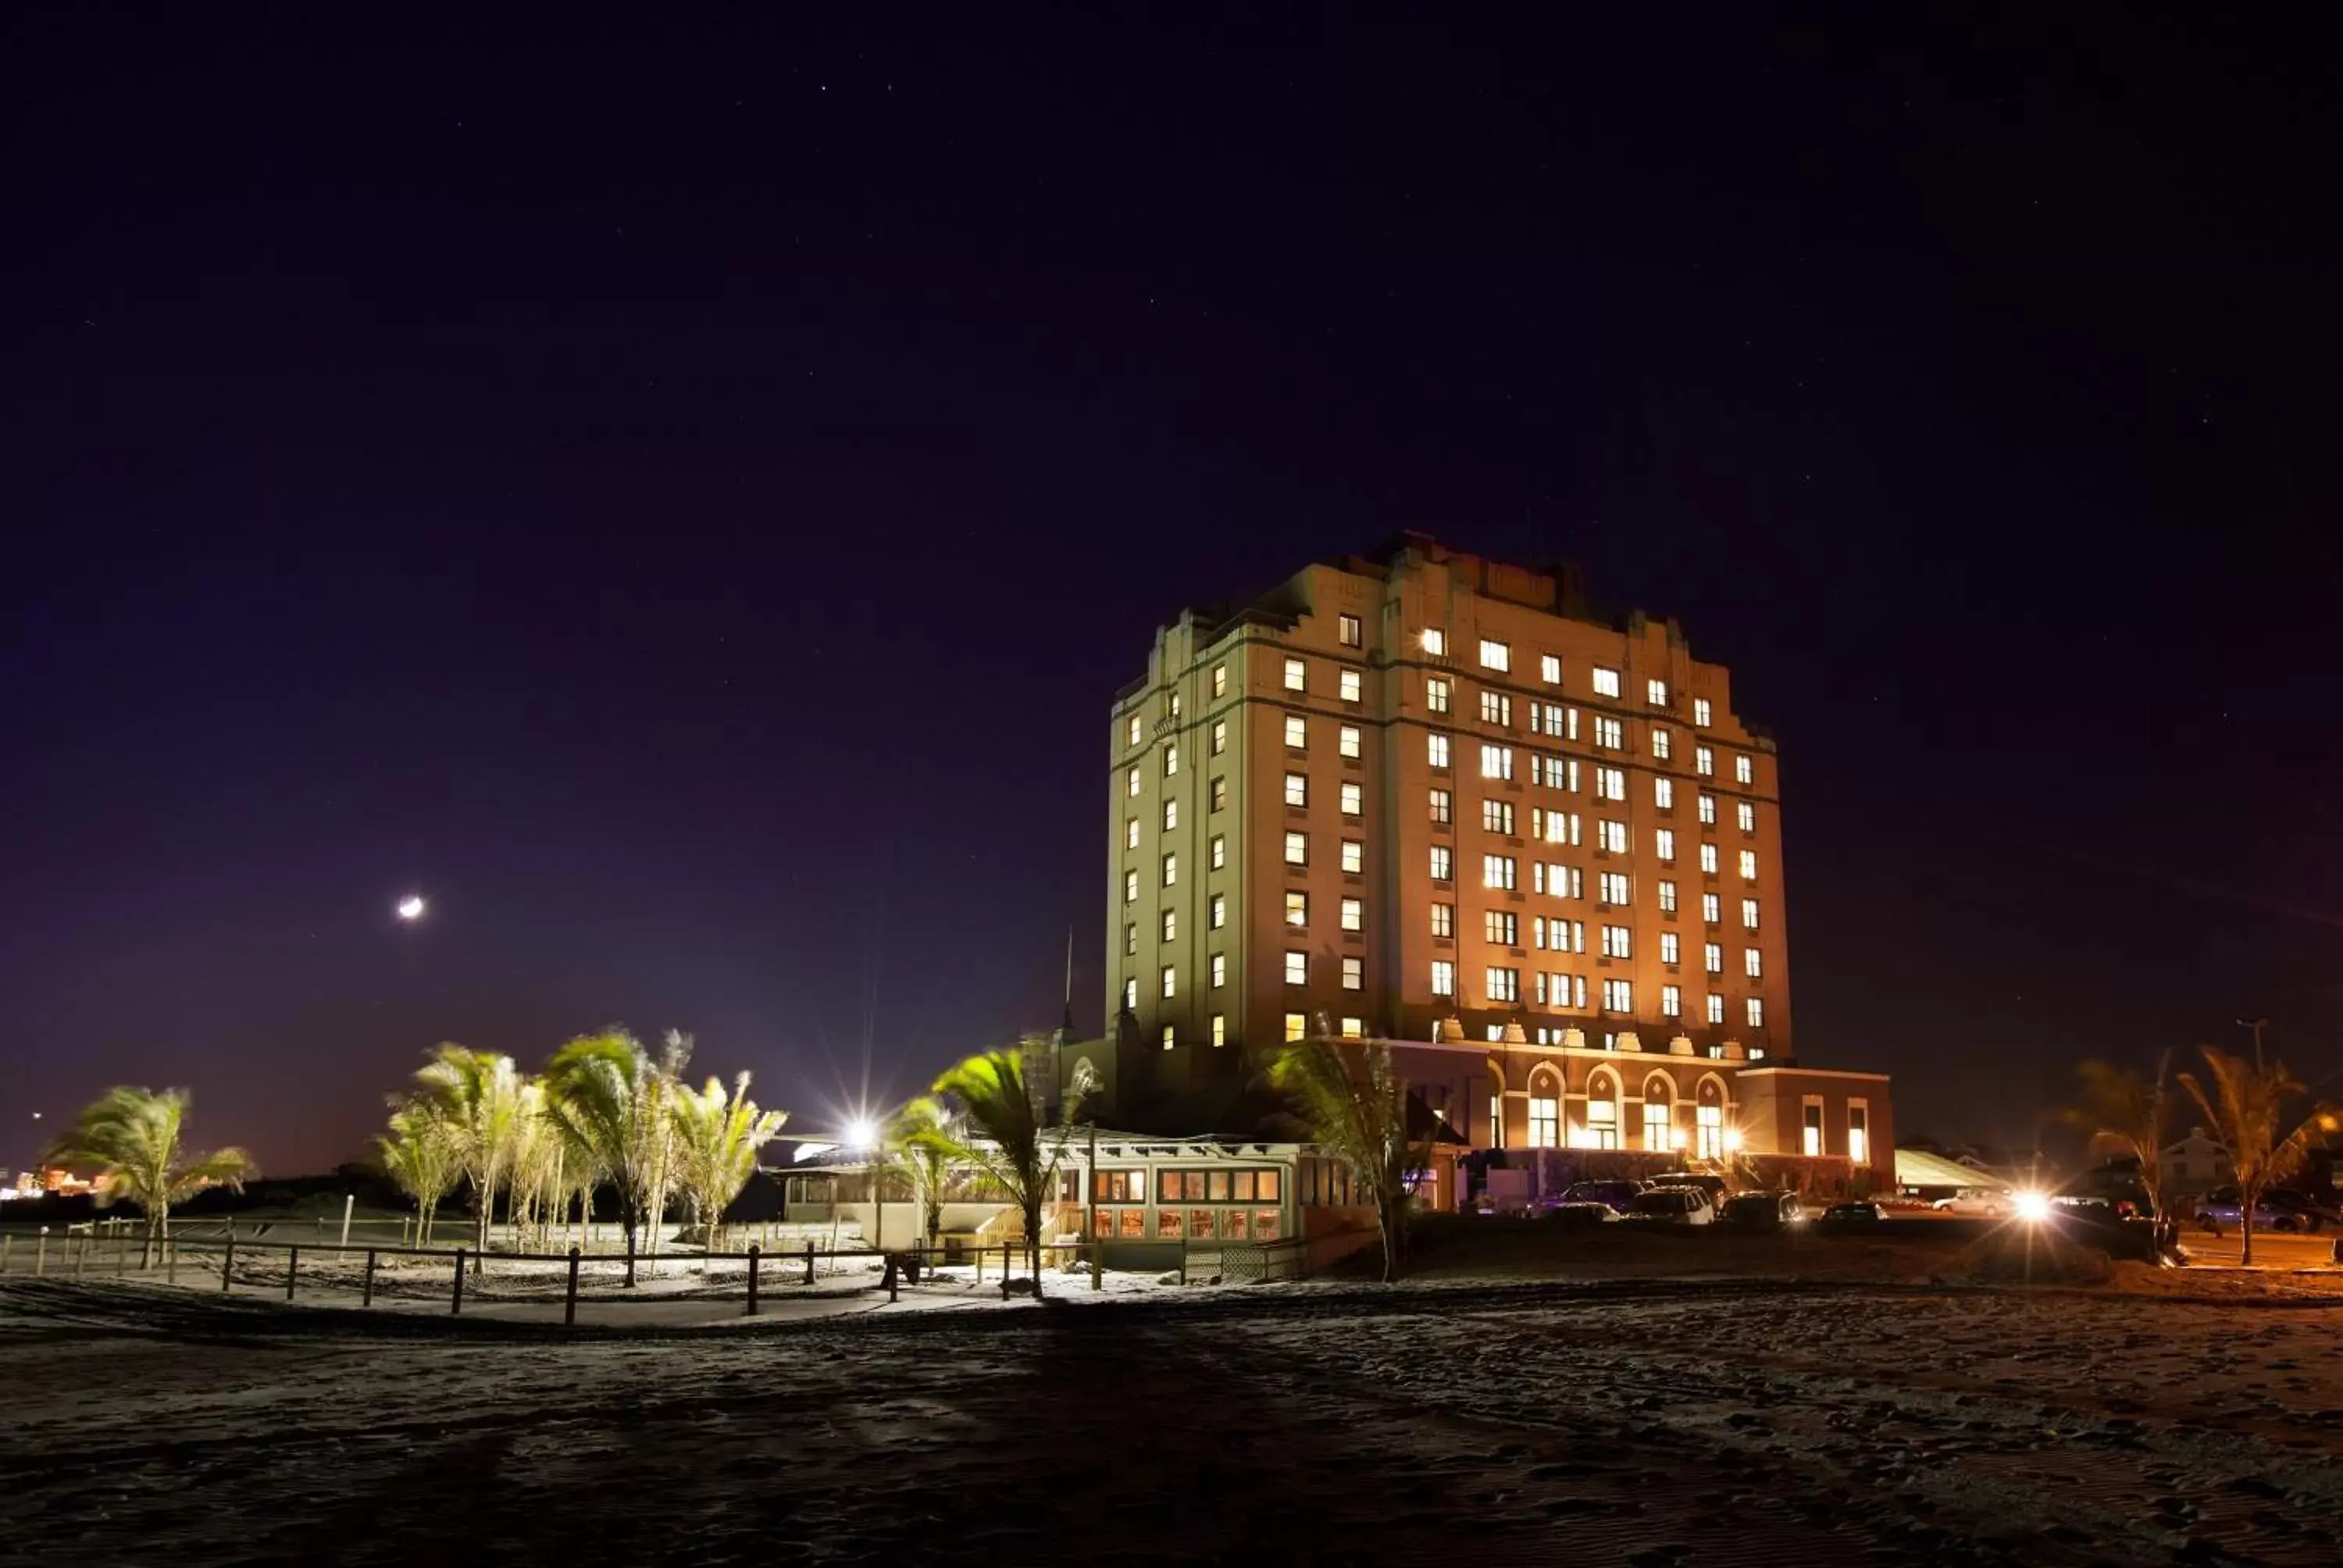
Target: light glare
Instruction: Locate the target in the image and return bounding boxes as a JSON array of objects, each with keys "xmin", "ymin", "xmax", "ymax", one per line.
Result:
[
  {"xmin": 2013, "ymin": 1190, "xmax": 2051, "ymax": 1223},
  {"xmin": 843, "ymin": 1117, "xmax": 879, "ymax": 1152},
  {"xmin": 396, "ymin": 895, "xmax": 426, "ymax": 921}
]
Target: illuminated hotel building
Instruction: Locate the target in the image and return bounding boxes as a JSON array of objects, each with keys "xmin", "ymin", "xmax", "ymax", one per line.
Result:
[{"xmin": 1101, "ymin": 535, "xmax": 1890, "ymax": 1179}]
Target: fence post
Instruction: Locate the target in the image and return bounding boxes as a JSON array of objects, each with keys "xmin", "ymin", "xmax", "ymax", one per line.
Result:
[
  {"xmin": 166, "ymin": 1233, "xmax": 177, "ymax": 1285},
  {"xmin": 565, "ymin": 1245, "xmax": 581, "ymax": 1327},
  {"xmin": 451, "ymin": 1248, "xmax": 465, "ymax": 1315},
  {"xmin": 34, "ymin": 1228, "xmax": 47, "ymax": 1278},
  {"xmin": 1001, "ymin": 1241, "xmax": 1012, "ymax": 1300},
  {"xmin": 221, "ymin": 1228, "xmax": 235, "ymax": 1292},
  {"xmin": 745, "ymin": 1243, "xmax": 761, "ymax": 1317},
  {"xmin": 75, "ymin": 1230, "xmax": 87, "ymax": 1278},
  {"xmin": 362, "ymin": 1249, "xmax": 377, "ymax": 1308},
  {"xmin": 804, "ymin": 1240, "xmax": 815, "ymax": 1286},
  {"xmin": 286, "ymin": 1246, "xmax": 300, "ymax": 1301}
]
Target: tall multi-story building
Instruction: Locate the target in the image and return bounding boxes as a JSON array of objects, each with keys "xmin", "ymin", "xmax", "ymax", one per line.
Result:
[{"xmin": 1099, "ymin": 535, "xmax": 1892, "ymax": 1182}]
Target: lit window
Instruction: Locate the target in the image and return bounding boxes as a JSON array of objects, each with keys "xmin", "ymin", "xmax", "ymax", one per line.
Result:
[
  {"xmin": 1738, "ymin": 800, "xmax": 1756, "ymax": 833},
  {"xmin": 1161, "ymin": 908, "xmax": 1177, "ymax": 943},
  {"xmin": 1122, "ymin": 977, "xmax": 1137, "ymax": 1010},
  {"xmin": 1739, "ymin": 850, "xmax": 1758, "ymax": 880},
  {"xmin": 1478, "ymin": 639, "xmax": 1510, "ymax": 672},
  {"xmin": 1162, "ymin": 745, "xmax": 1178, "ymax": 777},
  {"xmin": 1285, "ymin": 715, "xmax": 1307, "ymax": 750},
  {"xmin": 1425, "ymin": 676, "xmax": 1450, "ymax": 714},
  {"xmin": 1428, "ymin": 732, "xmax": 1451, "ymax": 768},
  {"xmin": 1601, "ymin": 924, "xmax": 1631, "ymax": 959},
  {"xmin": 1735, "ymin": 754, "xmax": 1754, "ymax": 786},
  {"xmin": 1601, "ymin": 978, "xmax": 1632, "ymax": 1012},
  {"xmin": 1657, "ymin": 879, "xmax": 1678, "ymax": 913},
  {"xmin": 1848, "ymin": 1103, "xmax": 1869, "ymax": 1165},
  {"xmin": 1484, "ymin": 910, "xmax": 1517, "ymax": 944},
  {"xmin": 1597, "ymin": 819, "xmax": 1627, "ymax": 853},
  {"xmin": 1211, "ymin": 1013, "xmax": 1226, "ymax": 1046},
  {"xmin": 1212, "ymin": 664, "xmax": 1228, "ymax": 698},
  {"xmin": 1703, "ymin": 892, "xmax": 1721, "ymax": 922},
  {"xmin": 1163, "ymin": 799, "xmax": 1177, "ymax": 832},
  {"xmin": 1339, "ymin": 724, "xmax": 1361, "ymax": 759},
  {"xmin": 1126, "ymin": 715, "xmax": 1143, "ymax": 747},
  {"xmin": 1126, "ymin": 766, "xmax": 1141, "ymax": 798},
  {"xmin": 1211, "ymin": 719, "xmax": 1226, "ymax": 755},
  {"xmin": 1284, "ymin": 832, "xmax": 1307, "ymax": 866},
  {"xmin": 1210, "ymin": 893, "xmax": 1226, "ymax": 929},
  {"xmin": 1650, "ymin": 727, "xmax": 1672, "ymax": 761},
  {"xmin": 1170, "ymin": 692, "xmax": 1182, "ymax": 719},
  {"xmin": 1660, "ymin": 932, "xmax": 1680, "ymax": 965},
  {"xmin": 1699, "ymin": 793, "xmax": 1716, "ymax": 825},
  {"xmin": 1430, "ymin": 960, "xmax": 1455, "ymax": 996},
  {"xmin": 1341, "ymin": 896, "xmax": 1364, "ymax": 932},
  {"xmin": 1485, "ymin": 966, "xmax": 1520, "ymax": 1003},
  {"xmin": 1428, "ymin": 787, "xmax": 1452, "ymax": 824},
  {"xmin": 1695, "ymin": 746, "xmax": 1714, "ymax": 777},
  {"xmin": 1692, "ymin": 697, "xmax": 1711, "ymax": 726},
  {"xmin": 1340, "ymin": 839, "xmax": 1363, "ymax": 874},
  {"xmin": 1124, "ymin": 870, "xmax": 1139, "ymax": 904},
  {"xmin": 1431, "ymin": 902, "xmax": 1453, "ymax": 938},
  {"xmin": 1745, "ymin": 947, "xmax": 1763, "ymax": 978},
  {"xmin": 1482, "ymin": 799, "xmax": 1514, "ymax": 834},
  {"xmin": 1654, "ymin": 776, "xmax": 1674, "ymax": 808},
  {"xmin": 1479, "ymin": 690, "xmax": 1513, "ymax": 727},
  {"xmin": 1211, "ymin": 953, "xmax": 1226, "ymax": 988},
  {"xmin": 1125, "ymin": 818, "xmax": 1139, "ymax": 850},
  {"xmin": 1742, "ymin": 898, "xmax": 1759, "ymax": 928},
  {"xmin": 1643, "ymin": 1097, "xmax": 1673, "ymax": 1150},
  {"xmin": 1284, "ymin": 1013, "xmax": 1306, "ymax": 1042},
  {"xmin": 1706, "ymin": 992, "xmax": 1725, "ymax": 1025},
  {"xmin": 1284, "ymin": 951, "xmax": 1307, "ymax": 985},
  {"xmin": 1161, "ymin": 966, "xmax": 1177, "ymax": 1000},
  {"xmin": 1421, "ymin": 628, "xmax": 1447, "ymax": 656},
  {"xmin": 1286, "ymin": 891, "xmax": 1309, "ymax": 926},
  {"xmin": 1283, "ymin": 657, "xmax": 1306, "ymax": 693},
  {"xmin": 1704, "ymin": 942, "xmax": 1723, "ymax": 975},
  {"xmin": 1594, "ymin": 716, "xmax": 1622, "ymax": 750},
  {"xmin": 1124, "ymin": 922, "xmax": 1137, "ymax": 956},
  {"xmin": 1284, "ymin": 772, "xmax": 1308, "ymax": 807},
  {"xmin": 1338, "ymin": 612, "xmax": 1362, "ymax": 648},
  {"xmin": 1596, "ymin": 766, "xmax": 1624, "ymax": 800},
  {"xmin": 1747, "ymin": 997, "xmax": 1766, "ymax": 1028},
  {"xmin": 1661, "ymin": 983, "xmax": 1682, "ymax": 1018},
  {"xmin": 1340, "ymin": 781, "xmax": 1363, "ymax": 816},
  {"xmin": 1430, "ymin": 846, "xmax": 1453, "ymax": 882},
  {"xmin": 1482, "ymin": 853, "xmax": 1517, "ymax": 891},
  {"xmin": 1599, "ymin": 871, "xmax": 1628, "ymax": 905},
  {"xmin": 1479, "ymin": 743, "xmax": 1514, "ymax": 780},
  {"xmin": 1699, "ymin": 843, "xmax": 1719, "ymax": 875},
  {"xmin": 1339, "ymin": 668, "xmax": 1363, "ymax": 704},
  {"xmin": 1342, "ymin": 956, "xmax": 1364, "ymax": 990},
  {"xmin": 1211, "ymin": 834, "xmax": 1225, "ymax": 870},
  {"xmin": 1211, "ymin": 776, "xmax": 1227, "ymax": 811},
  {"xmin": 1654, "ymin": 828, "xmax": 1676, "ymax": 862},
  {"xmin": 1340, "ymin": 1016, "xmax": 1364, "ymax": 1039},
  {"xmin": 1646, "ymin": 679, "xmax": 1668, "ymax": 707},
  {"xmin": 1161, "ymin": 853, "xmax": 1177, "ymax": 887},
  {"xmin": 1592, "ymin": 667, "xmax": 1621, "ymax": 699},
  {"xmin": 1540, "ymin": 654, "xmax": 1561, "ymax": 685}
]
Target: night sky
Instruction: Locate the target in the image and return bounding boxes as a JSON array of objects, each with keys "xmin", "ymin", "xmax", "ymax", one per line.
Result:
[{"xmin": 7, "ymin": 9, "xmax": 2338, "ymax": 1175}]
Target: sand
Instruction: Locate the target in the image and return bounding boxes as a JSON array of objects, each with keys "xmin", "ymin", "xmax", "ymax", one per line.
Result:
[{"xmin": 2, "ymin": 1268, "xmax": 2341, "ymax": 1566}]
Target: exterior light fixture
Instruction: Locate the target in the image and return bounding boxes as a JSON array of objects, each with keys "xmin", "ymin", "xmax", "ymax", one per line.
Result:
[
  {"xmin": 2013, "ymin": 1191, "xmax": 2051, "ymax": 1223},
  {"xmin": 843, "ymin": 1117, "xmax": 879, "ymax": 1153}
]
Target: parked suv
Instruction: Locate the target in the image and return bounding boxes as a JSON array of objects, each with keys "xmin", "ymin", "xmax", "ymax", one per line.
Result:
[
  {"xmin": 1624, "ymin": 1188, "xmax": 1714, "ymax": 1227},
  {"xmin": 1646, "ymin": 1172, "xmax": 1728, "ymax": 1211},
  {"xmin": 1553, "ymin": 1179, "xmax": 1646, "ymax": 1215},
  {"xmin": 1720, "ymin": 1191, "xmax": 1807, "ymax": 1232}
]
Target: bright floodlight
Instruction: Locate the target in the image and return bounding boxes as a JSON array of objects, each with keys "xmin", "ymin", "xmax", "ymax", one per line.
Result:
[
  {"xmin": 2013, "ymin": 1190, "xmax": 2052, "ymax": 1223},
  {"xmin": 843, "ymin": 1117, "xmax": 879, "ymax": 1152},
  {"xmin": 396, "ymin": 894, "xmax": 426, "ymax": 921}
]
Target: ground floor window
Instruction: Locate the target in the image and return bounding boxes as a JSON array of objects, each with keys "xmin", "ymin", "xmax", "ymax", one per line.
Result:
[
  {"xmin": 1585, "ymin": 1097, "xmax": 1619, "ymax": 1149},
  {"xmin": 1696, "ymin": 1103, "xmax": 1724, "ymax": 1160},
  {"xmin": 1643, "ymin": 1099, "xmax": 1672, "ymax": 1151},
  {"xmin": 1528, "ymin": 1096, "xmax": 1559, "ymax": 1147}
]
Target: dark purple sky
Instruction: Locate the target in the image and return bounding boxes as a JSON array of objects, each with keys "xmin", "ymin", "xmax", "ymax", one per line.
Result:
[{"xmin": 7, "ymin": 9, "xmax": 2338, "ymax": 1174}]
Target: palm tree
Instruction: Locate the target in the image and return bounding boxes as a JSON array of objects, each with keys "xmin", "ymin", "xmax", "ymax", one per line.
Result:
[
  {"xmin": 376, "ymin": 1101, "xmax": 460, "ymax": 1244},
  {"xmin": 1265, "ymin": 1031, "xmax": 1418, "ymax": 1283},
  {"xmin": 890, "ymin": 1096, "xmax": 955, "ymax": 1249},
  {"xmin": 541, "ymin": 1028, "xmax": 689, "ymax": 1285},
  {"xmin": 409, "ymin": 1044, "xmax": 527, "ymax": 1270},
  {"xmin": 929, "ymin": 1050, "xmax": 1087, "ymax": 1295},
  {"xmin": 2063, "ymin": 1053, "xmax": 2172, "ymax": 1224},
  {"xmin": 669, "ymin": 1071, "xmax": 787, "ymax": 1255},
  {"xmin": 2178, "ymin": 1039, "xmax": 2339, "ymax": 1266},
  {"xmin": 45, "ymin": 1087, "xmax": 256, "ymax": 1265}
]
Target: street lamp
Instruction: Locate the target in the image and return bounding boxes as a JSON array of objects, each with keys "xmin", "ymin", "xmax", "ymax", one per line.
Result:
[{"xmin": 396, "ymin": 894, "xmax": 426, "ymax": 921}]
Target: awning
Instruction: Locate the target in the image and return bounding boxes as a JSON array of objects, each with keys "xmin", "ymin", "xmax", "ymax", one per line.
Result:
[{"xmin": 1895, "ymin": 1147, "xmax": 2009, "ymax": 1190}]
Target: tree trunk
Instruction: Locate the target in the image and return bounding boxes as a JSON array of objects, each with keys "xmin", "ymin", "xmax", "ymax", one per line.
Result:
[
  {"xmin": 1025, "ymin": 1202, "xmax": 1043, "ymax": 1299},
  {"xmin": 2241, "ymin": 1190, "xmax": 2256, "ymax": 1267},
  {"xmin": 622, "ymin": 1204, "xmax": 639, "ymax": 1288}
]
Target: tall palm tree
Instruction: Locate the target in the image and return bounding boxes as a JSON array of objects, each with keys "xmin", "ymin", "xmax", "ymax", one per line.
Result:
[
  {"xmin": 376, "ymin": 1100, "xmax": 460, "ymax": 1244},
  {"xmin": 2178, "ymin": 1041, "xmax": 2338, "ymax": 1266},
  {"xmin": 2063, "ymin": 1053, "xmax": 2172, "ymax": 1224},
  {"xmin": 1266, "ymin": 1031, "xmax": 1418, "ymax": 1283},
  {"xmin": 45, "ymin": 1087, "xmax": 255, "ymax": 1265},
  {"xmin": 890, "ymin": 1096, "xmax": 955, "ymax": 1249},
  {"xmin": 669, "ymin": 1071, "xmax": 787, "ymax": 1254},
  {"xmin": 929, "ymin": 1050, "xmax": 1086, "ymax": 1295},
  {"xmin": 410, "ymin": 1044, "xmax": 527, "ymax": 1270},
  {"xmin": 541, "ymin": 1028, "xmax": 689, "ymax": 1285}
]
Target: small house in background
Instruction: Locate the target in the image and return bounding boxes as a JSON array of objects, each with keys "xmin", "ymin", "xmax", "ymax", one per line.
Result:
[{"xmin": 2157, "ymin": 1128, "xmax": 2233, "ymax": 1199}]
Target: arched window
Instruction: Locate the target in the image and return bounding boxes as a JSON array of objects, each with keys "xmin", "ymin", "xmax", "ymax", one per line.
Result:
[
  {"xmin": 1528, "ymin": 1068, "xmax": 1561, "ymax": 1149},
  {"xmin": 1642, "ymin": 1075, "xmax": 1677, "ymax": 1153},
  {"xmin": 1696, "ymin": 1075, "xmax": 1729, "ymax": 1160},
  {"xmin": 1583, "ymin": 1071, "xmax": 1621, "ymax": 1149}
]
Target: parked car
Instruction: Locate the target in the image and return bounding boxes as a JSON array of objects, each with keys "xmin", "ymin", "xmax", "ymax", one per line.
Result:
[
  {"xmin": 1541, "ymin": 1201, "xmax": 1621, "ymax": 1228},
  {"xmin": 2195, "ymin": 1187, "xmax": 2324, "ymax": 1235},
  {"xmin": 1624, "ymin": 1188, "xmax": 1715, "ymax": 1226},
  {"xmin": 1931, "ymin": 1189, "xmax": 2015, "ymax": 1218},
  {"xmin": 1647, "ymin": 1171, "xmax": 1728, "ymax": 1210},
  {"xmin": 1817, "ymin": 1201, "xmax": 1883, "ymax": 1231},
  {"xmin": 1720, "ymin": 1190, "xmax": 1807, "ymax": 1232},
  {"xmin": 1554, "ymin": 1179, "xmax": 1646, "ymax": 1215}
]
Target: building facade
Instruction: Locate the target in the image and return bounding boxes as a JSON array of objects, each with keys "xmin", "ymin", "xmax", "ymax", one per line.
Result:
[{"xmin": 1099, "ymin": 535, "xmax": 1890, "ymax": 1185}]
